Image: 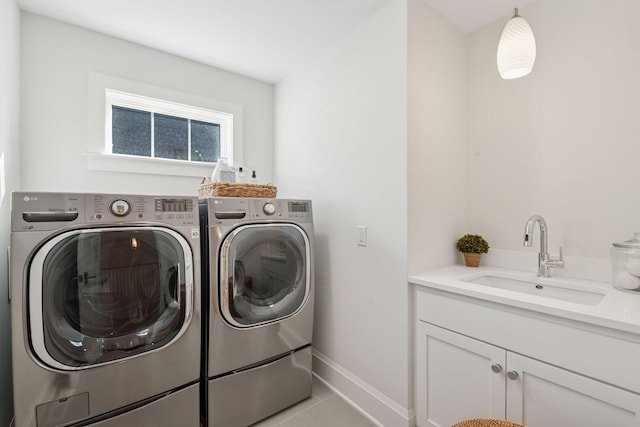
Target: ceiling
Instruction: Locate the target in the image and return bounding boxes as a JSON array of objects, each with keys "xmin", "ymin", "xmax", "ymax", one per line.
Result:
[
  {"xmin": 16, "ymin": 0, "xmax": 539, "ymax": 83},
  {"xmin": 423, "ymin": 0, "xmax": 539, "ymax": 34}
]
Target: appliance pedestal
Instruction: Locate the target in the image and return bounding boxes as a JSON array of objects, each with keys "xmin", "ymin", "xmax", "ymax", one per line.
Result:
[{"xmin": 207, "ymin": 346, "xmax": 312, "ymax": 427}]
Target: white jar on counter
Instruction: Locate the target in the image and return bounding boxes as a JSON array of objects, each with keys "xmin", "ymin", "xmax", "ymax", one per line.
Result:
[{"xmin": 612, "ymin": 233, "xmax": 640, "ymax": 292}]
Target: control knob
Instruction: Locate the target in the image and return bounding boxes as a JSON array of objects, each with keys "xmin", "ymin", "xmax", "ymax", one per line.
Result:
[
  {"xmin": 263, "ymin": 202, "xmax": 276, "ymax": 216},
  {"xmin": 110, "ymin": 199, "xmax": 131, "ymax": 217}
]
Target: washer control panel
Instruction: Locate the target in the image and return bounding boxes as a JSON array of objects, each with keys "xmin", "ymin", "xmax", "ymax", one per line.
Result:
[
  {"xmin": 88, "ymin": 195, "xmax": 196, "ymax": 225},
  {"xmin": 12, "ymin": 192, "xmax": 199, "ymax": 231},
  {"xmin": 85, "ymin": 194, "xmax": 198, "ymax": 225}
]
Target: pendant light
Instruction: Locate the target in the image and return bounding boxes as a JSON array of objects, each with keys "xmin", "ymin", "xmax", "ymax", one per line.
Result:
[{"xmin": 497, "ymin": 6, "xmax": 536, "ymax": 79}]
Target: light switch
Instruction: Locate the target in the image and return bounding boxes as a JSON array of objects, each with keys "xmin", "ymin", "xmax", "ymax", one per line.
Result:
[{"xmin": 357, "ymin": 226, "xmax": 367, "ymax": 246}]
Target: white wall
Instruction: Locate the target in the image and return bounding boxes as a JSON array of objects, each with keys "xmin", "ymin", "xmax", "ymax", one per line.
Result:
[
  {"xmin": 14, "ymin": 1, "xmax": 639, "ymax": 425},
  {"xmin": 467, "ymin": 0, "xmax": 640, "ymax": 266},
  {"xmin": 21, "ymin": 13, "xmax": 274, "ymax": 196},
  {"xmin": 0, "ymin": 0, "xmax": 21, "ymax": 424},
  {"xmin": 275, "ymin": 0, "xmax": 410, "ymax": 425},
  {"xmin": 407, "ymin": 0, "xmax": 467, "ymax": 275}
]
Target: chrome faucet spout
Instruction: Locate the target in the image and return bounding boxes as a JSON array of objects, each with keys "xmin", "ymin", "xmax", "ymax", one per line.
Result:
[
  {"xmin": 523, "ymin": 215, "xmax": 563, "ymax": 277},
  {"xmin": 524, "ymin": 214, "xmax": 547, "ymax": 250}
]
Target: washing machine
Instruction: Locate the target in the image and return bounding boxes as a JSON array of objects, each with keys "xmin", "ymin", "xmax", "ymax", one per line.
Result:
[
  {"xmin": 10, "ymin": 192, "xmax": 201, "ymax": 427},
  {"xmin": 199, "ymin": 197, "xmax": 314, "ymax": 427}
]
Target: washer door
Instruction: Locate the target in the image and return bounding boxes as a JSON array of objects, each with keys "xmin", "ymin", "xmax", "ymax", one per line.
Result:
[
  {"xmin": 28, "ymin": 227, "xmax": 194, "ymax": 370},
  {"xmin": 219, "ymin": 223, "xmax": 310, "ymax": 328}
]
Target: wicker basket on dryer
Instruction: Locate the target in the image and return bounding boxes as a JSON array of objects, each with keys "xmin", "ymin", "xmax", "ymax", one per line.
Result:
[{"xmin": 198, "ymin": 177, "xmax": 277, "ymax": 198}]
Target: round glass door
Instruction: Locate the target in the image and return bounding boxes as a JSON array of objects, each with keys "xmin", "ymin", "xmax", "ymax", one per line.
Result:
[
  {"xmin": 29, "ymin": 227, "xmax": 194, "ymax": 370},
  {"xmin": 219, "ymin": 223, "xmax": 310, "ymax": 328}
]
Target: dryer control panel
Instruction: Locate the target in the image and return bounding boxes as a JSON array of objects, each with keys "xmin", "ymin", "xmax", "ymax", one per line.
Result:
[
  {"xmin": 248, "ymin": 199, "xmax": 312, "ymax": 223},
  {"xmin": 203, "ymin": 197, "xmax": 313, "ymax": 225}
]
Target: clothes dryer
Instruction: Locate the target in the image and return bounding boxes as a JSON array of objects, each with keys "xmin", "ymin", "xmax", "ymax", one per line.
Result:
[
  {"xmin": 200, "ymin": 197, "xmax": 314, "ymax": 427},
  {"xmin": 10, "ymin": 192, "xmax": 201, "ymax": 427}
]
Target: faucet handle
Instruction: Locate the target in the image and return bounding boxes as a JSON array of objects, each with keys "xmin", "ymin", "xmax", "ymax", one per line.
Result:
[{"xmin": 551, "ymin": 246, "xmax": 565, "ymax": 268}]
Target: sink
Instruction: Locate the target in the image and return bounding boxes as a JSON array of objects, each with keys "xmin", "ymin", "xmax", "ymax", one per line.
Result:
[{"xmin": 461, "ymin": 273, "xmax": 607, "ymax": 305}]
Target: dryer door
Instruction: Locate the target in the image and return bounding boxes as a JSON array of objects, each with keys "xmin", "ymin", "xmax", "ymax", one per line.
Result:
[
  {"xmin": 28, "ymin": 227, "xmax": 194, "ymax": 370},
  {"xmin": 219, "ymin": 223, "xmax": 310, "ymax": 328}
]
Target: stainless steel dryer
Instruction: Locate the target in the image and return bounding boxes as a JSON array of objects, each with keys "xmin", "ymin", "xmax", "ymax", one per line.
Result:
[
  {"xmin": 200, "ymin": 197, "xmax": 314, "ymax": 427},
  {"xmin": 10, "ymin": 192, "xmax": 201, "ymax": 427}
]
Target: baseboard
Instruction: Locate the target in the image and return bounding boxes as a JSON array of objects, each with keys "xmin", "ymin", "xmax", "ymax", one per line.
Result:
[{"xmin": 312, "ymin": 349, "xmax": 415, "ymax": 427}]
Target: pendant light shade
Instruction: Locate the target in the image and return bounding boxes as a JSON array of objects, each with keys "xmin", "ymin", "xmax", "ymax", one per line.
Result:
[{"xmin": 497, "ymin": 8, "xmax": 536, "ymax": 79}]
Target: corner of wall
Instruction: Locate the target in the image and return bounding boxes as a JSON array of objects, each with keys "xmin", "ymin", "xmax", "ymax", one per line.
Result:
[
  {"xmin": 1, "ymin": 0, "xmax": 21, "ymax": 425},
  {"xmin": 407, "ymin": 0, "xmax": 468, "ymax": 275},
  {"xmin": 275, "ymin": 0, "xmax": 411, "ymax": 423}
]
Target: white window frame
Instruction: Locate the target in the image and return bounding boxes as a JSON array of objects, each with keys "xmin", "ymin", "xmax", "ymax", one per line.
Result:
[
  {"xmin": 105, "ymin": 89, "xmax": 233, "ymax": 162},
  {"xmin": 87, "ymin": 72, "xmax": 243, "ymax": 177}
]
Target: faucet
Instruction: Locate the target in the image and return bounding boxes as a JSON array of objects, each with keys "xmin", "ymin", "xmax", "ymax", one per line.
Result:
[{"xmin": 523, "ymin": 215, "xmax": 564, "ymax": 277}]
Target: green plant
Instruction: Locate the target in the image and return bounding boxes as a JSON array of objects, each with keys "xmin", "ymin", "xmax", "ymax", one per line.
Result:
[{"xmin": 456, "ymin": 234, "xmax": 490, "ymax": 254}]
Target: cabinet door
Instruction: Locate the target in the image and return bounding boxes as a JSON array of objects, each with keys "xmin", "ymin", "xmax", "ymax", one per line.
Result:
[
  {"xmin": 506, "ymin": 352, "xmax": 640, "ymax": 427},
  {"xmin": 416, "ymin": 322, "xmax": 506, "ymax": 427}
]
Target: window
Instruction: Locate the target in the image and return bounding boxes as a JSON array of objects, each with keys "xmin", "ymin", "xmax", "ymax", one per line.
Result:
[
  {"xmin": 106, "ymin": 89, "xmax": 232, "ymax": 164},
  {"xmin": 87, "ymin": 72, "xmax": 243, "ymax": 177}
]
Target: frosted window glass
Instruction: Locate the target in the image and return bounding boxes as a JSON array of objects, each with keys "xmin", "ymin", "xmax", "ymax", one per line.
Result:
[
  {"xmin": 112, "ymin": 106, "xmax": 151, "ymax": 157},
  {"xmin": 154, "ymin": 114, "xmax": 188, "ymax": 160},
  {"xmin": 191, "ymin": 120, "xmax": 219, "ymax": 163}
]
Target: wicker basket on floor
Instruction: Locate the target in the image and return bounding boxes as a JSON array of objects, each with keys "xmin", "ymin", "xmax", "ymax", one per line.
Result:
[
  {"xmin": 198, "ymin": 177, "xmax": 277, "ymax": 198},
  {"xmin": 451, "ymin": 419, "xmax": 526, "ymax": 427}
]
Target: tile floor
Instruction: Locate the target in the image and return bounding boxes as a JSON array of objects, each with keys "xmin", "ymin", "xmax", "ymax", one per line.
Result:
[{"xmin": 252, "ymin": 376, "xmax": 379, "ymax": 427}]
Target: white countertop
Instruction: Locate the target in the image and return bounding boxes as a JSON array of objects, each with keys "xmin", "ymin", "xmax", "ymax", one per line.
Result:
[{"xmin": 409, "ymin": 265, "xmax": 640, "ymax": 335}]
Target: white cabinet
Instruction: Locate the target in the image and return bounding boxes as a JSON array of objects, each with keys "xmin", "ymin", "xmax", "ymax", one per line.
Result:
[
  {"xmin": 416, "ymin": 323, "xmax": 504, "ymax": 426},
  {"xmin": 414, "ymin": 291, "xmax": 640, "ymax": 427},
  {"xmin": 506, "ymin": 352, "xmax": 640, "ymax": 427}
]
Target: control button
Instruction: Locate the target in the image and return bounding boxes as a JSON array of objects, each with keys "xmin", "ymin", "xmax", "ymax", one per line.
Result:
[
  {"xmin": 109, "ymin": 199, "xmax": 131, "ymax": 217},
  {"xmin": 137, "ymin": 213, "xmax": 144, "ymax": 219},
  {"xmin": 95, "ymin": 213, "xmax": 103, "ymax": 220},
  {"xmin": 263, "ymin": 203, "xmax": 276, "ymax": 216}
]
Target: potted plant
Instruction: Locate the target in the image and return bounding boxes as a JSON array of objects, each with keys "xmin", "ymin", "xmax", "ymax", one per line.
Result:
[{"xmin": 456, "ymin": 234, "xmax": 490, "ymax": 267}]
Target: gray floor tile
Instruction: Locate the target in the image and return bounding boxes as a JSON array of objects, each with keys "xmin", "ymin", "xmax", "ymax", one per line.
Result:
[{"xmin": 278, "ymin": 396, "xmax": 376, "ymax": 427}]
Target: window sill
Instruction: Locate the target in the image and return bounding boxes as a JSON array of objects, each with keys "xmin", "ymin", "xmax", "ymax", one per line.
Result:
[{"xmin": 86, "ymin": 153, "xmax": 213, "ymax": 178}]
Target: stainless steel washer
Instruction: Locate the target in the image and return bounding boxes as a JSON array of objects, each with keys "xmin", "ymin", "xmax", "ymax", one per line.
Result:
[
  {"xmin": 10, "ymin": 192, "xmax": 202, "ymax": 427},
  {"xmin": 200, "ymin": 197, "xmax": 314, "ymax": 427}
]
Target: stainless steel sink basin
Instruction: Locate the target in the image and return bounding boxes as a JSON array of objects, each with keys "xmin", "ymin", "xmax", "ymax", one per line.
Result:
[{"xmin": 461, "ymin": 273, "xmax": 607, "ymax": 305}]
